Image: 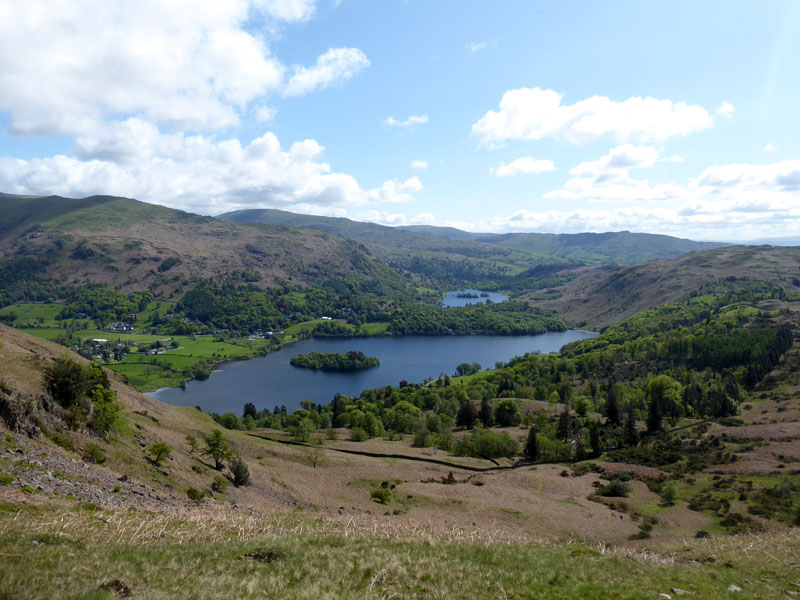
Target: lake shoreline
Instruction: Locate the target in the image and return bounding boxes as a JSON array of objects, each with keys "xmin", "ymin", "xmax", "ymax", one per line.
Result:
[{"xmin": 148, "ymin": 330, "xmax": 597, "ymax": 414}]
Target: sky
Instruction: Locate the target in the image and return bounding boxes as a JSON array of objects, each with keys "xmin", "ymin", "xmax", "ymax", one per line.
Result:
[{"xmin": 0, "ymin": 0, "xmax": 799, "ymax": 241}]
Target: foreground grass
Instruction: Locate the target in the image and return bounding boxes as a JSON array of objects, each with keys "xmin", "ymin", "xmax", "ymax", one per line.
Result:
[{"xmin": 0, "ymin": 502, "xmax": 797, "ymax": 599}]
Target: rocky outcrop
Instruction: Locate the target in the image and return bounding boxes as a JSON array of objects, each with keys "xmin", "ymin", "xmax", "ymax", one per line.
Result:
[{"xmin": 0, "ymin": 389, "xmax": 64, "ymax": 437}]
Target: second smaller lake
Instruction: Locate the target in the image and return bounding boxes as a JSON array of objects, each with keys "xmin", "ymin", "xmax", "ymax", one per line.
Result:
[{"xmin": 442, "ymin": 289, "xmax": 508, "ymax": 307}]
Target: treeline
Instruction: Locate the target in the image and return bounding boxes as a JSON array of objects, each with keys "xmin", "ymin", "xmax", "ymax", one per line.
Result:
[
  {"xmin": 388, "ymin": 301, "xmax": 565, "ymax": 336},
  {"xmin": 290, "ymin": 351, "xmax": 380, "ymax": 371}
]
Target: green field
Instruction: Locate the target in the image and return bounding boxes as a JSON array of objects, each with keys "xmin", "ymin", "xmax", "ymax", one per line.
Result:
[
  {"xmin": 284, "ymin": 319, "xmax": 390, "ymax": 336},
  {"xmin": 101, "ymin": 337, "xmax": 276, "ymax": 391},
  {"xmin": 0, "ymin": 301, "xmax": 177, "ymax": 332},
  {"xmin": 283, "ymin": 319, "xmax": 340, "ymax": 335}
]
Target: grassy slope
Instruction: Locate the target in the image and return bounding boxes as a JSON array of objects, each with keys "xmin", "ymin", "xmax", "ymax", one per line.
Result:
[
  {"xmin": 1, "ymin": 324, "xmax": 799, "ymax": 598},
  {"xmin": 1, "ymin": 503, "xmax": 796, "ymax": 599},
  {"xmin": 523, "ymin": 245, "xmax": 800, "ymax": 328},
  {"xmin": 0, "ymin": 194, "xmax": 406, "ymax": 299},
  {"xmin": 400, "ymin": 226, "xmax": 729, "ymax": 265},
  {"xmin": 218, "ymin": 207, "xmax": 567, "ymax": 278}
]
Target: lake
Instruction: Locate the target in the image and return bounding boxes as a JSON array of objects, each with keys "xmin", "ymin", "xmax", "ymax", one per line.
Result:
[
  {"xmin": 442, "ymin": 289, "xmax": 508, "ymax": 307},
  {"xmin": 149, "ymin": 330, "xmax": 596, "ymax": 415}
]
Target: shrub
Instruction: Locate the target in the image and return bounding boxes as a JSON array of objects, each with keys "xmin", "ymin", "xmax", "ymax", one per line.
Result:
[
  {"xmin": 412, "ymin": 429, "xmax": 435, "ymax": 448},
  {"xmin": 186, "ymin": 487, "xmax": 205, "ymax": 502},
  {"xmin": 82, "ymin": 443, "xmax": 106, "ymax": 464},
  {"xmin": 0, "ymin": 475, "xmax": 14, "ymax": 485},
  {"xmin": 230, "ymin": 457, "xmax": 251, "ymax": 487},
  {"xmin": 86, "ymin": 386, "xmax": 121, "ymax": 438},
  {"xmin": 695, "ymin": 530, "xmax": 710, "ymax": 538},
  {"xmin": 112, "ymin": 485, "xmax": 121, "ymax": 493},
  {"xmin": 600, "ymin": 478, "xmax": 631, "ymax": 497},
  {"xmin": 453, "ymin": 428, "xmax": 520, "ymax": 459},
  {"xmin": 211, "ymin": 475, "xmax": 230, "ymax": 493},
  {"xmin": 49, "ymin": 433, "xmax": 75, "ymax": 452},
  {"xmin": 146, "ymin": 442, "xmax": 171, "ymax": 466},
  {"xmin": 660, "ymin": 483, "xmax": 677, "ymax": 505},
  {"xmin": 350, "ymin": 427, "xmax": 368, "ymax": 442},
  {"xmin": 370, "ymin": 489, "xmax": 391, "ymax": 504}
]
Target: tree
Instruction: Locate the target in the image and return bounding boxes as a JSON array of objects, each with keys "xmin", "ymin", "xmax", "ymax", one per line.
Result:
[
  {"xmin": 660, "ymin": 483, "xmax": 677, "ymax": 506},
  {"xmin": 455, "ymin": 399, "xmax": 477, "ymax": 429},
  {"xmin": 243, "ymin": 402, "xmax": 257, "ymax": 419},
  {"xmin": 230, "ymin": 457, "xmax": 251, "ymax": 487},
  {"xmin": 308, "ymin": 444, "xmax": 327, "ymax": 469},
  {"xmin": 556, "ymin": 409, "xmax": 571, "ymax": 441},
  {"xmin": 589, "ymin": 421, "xmax": 602, "ymax": 458},
  {"xmin": 185, "ymin": 434, "xmax": 198, "ymax": 454},
  {"xmin": 45, "ymin": 356, "xmax": 90, "ymax": 409},
  {"xmin": 146, "ymin": 442, "xmax": 171, "ymax": 467},
  {"xmin": 291, "ymin": 417, "xmax": 316, "ymax": 442},
  {"xmin": 605, "ymin": 383, "xmax": 621, "ymax": 426},
  {"xmin": 646, "ymin": 396, "xmax": 663, "ymax": 434},
  {"xmin": 87, "ymin": 386, "xmax": 121, "ymax": 438},
  {"xmin": 524, "ymin": 426, "xmax": 539, "ymax": 461},
  {"xmin": 203, "ymin": 429, "xmax": 233, "ymax": 470},
  {"xmin": 479, "ymin": 398, "xmax": 494, "ymax": 427},
  {"xmin": 493, "ymin": 399, "xmax": 521, "ymax": 427},
  {"xmin": 623, "ymin": 405, "xmax": 638, "ymax": 447}
]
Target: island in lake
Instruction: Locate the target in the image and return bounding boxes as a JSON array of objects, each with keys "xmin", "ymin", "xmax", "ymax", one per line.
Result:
[
  {"xmin": 455, "ymin": 292, "xmax": 480, "ymax": 298},
  {"xmin": 289, "ymin": 350, "xmax": 380, "ymax": 371}
]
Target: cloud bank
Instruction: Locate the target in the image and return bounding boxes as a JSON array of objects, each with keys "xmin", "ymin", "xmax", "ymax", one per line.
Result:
[{"xmin": 471, "ymin": 88, "xmax": 715, "ymax": 147}]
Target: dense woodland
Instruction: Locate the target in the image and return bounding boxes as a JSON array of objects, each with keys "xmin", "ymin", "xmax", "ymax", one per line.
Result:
[{"xmin": 290, "ymin": 351, "xmax": 380, "ymax": 371}]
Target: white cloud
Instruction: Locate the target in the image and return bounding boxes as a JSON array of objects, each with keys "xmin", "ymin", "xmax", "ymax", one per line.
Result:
[
  {"xmin": 694, "ymin": 160, "xmax": 800, "ymax": 192},
  {"xmin": 0, "ymin": 1, "xmax": 291, "ymax": 136},
  {"xmin": 411, "ymin": 212, "xmax": 437, "ymax": 225},
  {"xmin": 384, "ymin": 114, "xmax": 429, "ymax": 128},
  {"xmin": 410, "ymin": 160, "xmax": 429, "ymax": 170},
  {"xmin": 252, "ymin": 0, "xmax": 317, "ymax": 22},
  {"xmin": 0, "ymin": 128, "xmax": 423, "ymax": 215},
  {"xmin": 716, "ymin": 101, "xmax": 735, "ymax": 119},
  {"xmin": 355, "ymin": 211, "xmax": 439, "ymax": 227},
  {"xmin": 490, "ymin": 156, "xmax": 556, "ymax": 177},
  {"xmin": 570, "ymin": 145, "xmax": 658, "ymax": 177},
  {"xmin": 0, "ymin": 1, "xmax": 368, "ymax": 136},
  {"xmin": 764, "ymin": 143, "xmax": 776, "ymax": 152},
  {"xmin": 507, "ymin": 156, "xmax": 800, "ymax": 238},
  {"xmin": 283, "ymin": 47, "xmax": 370, "ymax": 97},
  {"xmin": 436, "ymin": 197, "xmax": 800, "ymax": 240},
  {"xmin": 465, "ymin": 41, "xmax": 487, "ymax": 53},
  {"xmin": 256, "ymin": 106, "xmax": 277, "ymax": 123},
  {"xmin": 471, "ymin": 87, "xmax": 714, "ymax": 147}
]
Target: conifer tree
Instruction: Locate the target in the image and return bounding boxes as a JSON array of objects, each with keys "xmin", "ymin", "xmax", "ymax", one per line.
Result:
[
  {"xmin": 455, "ymin": 399, "xmax": 476, "ymax": 429},
  {"xmin": 524, "ymin": 426, "xmax": 539, "ymax": 461},
  {"xmin": 646, "ymin": 395, "xmax": 663, "ymax": 434},
  {"xmin": 479, "ymin": 398, "xmax": 493, "ymax": 427},
  {"xmin": 589, "ymin": 421, "xmax": 602, "ymax": 457},
  {"xmin": 623, "ymin": 405, "xmax": 638, "ymax": 447},
  {"xmin": 203, "ymin": 429, "xmax": 233, "ymax": 471},
  {"xmin": 605, "ymin": 383, "xmax": 621, "ymax": 426},
  {"xmin": 556, "ymin": 409, "xmax": 571, "ymax": 441}
]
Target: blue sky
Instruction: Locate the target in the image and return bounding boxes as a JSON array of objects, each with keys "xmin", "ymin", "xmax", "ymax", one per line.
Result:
[{"xmin": 0, "ymin": 0, "xmax": 798, "ymax": 240}]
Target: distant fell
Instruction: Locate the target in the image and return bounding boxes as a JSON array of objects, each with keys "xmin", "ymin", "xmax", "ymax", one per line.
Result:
[
  {"xmin": 524, "ymin": 244, "xmax": 800, "ymax": 328},
  {"xmin": 401, "ymin": 225, "xmax": 728, "ymax": 265},
  {"xmin": 0, "ymin": 194, "xmax": 405, "ymax": 299},
  {"xmin": 223, "ymin": 208, "xmax": 727, "ymax": 267}
]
